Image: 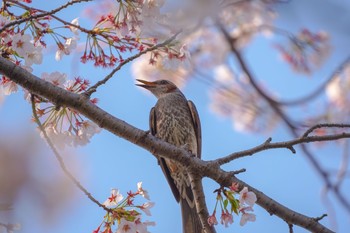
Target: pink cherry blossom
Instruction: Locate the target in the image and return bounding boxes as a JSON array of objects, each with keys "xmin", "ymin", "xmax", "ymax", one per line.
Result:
[
  {"xmin": 140, "ymin": 202, "xmax": 155, "ymax": 216},
  {"xmin": 137, "ymin": 182, "xmax": 150, "ymax": 200},
  {"xmin": 239, "ymin": 187, "xmax": 257, "ymax": 207},
  {"xmin": 103, "ymin": 189, "xmax": 124, "ymax": 208},
  {"xmin": 207, "ymin": 212, "xmax": 218, "ymax": 226},
  {"xmin": 220, "ymin": 210, "xmax": 233, "ymax": 227},
  {"xmin": 239, "ymin": 206, "xmax": 256, "ymax": 226}
]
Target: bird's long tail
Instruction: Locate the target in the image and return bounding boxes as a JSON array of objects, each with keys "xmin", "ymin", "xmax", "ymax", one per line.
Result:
[{"xmin": 180, "ymin": 197, "xmax": 203, "ymax": 233}]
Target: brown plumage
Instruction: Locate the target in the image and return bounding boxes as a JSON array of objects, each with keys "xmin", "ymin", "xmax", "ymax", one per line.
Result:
[{"xmin": 136, "ymin": 79, "xmax": 202, "ymax": 233}]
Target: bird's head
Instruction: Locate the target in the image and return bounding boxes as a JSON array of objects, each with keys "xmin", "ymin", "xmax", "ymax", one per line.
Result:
[{"xmin": 136, "ymin": 79, "xmax": 180, "ymax": 98}]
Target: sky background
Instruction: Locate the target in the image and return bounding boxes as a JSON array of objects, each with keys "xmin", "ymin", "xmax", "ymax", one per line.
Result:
[{"xmin": 0, "ymin": 0, "xmax": 350, "ymax": 233}]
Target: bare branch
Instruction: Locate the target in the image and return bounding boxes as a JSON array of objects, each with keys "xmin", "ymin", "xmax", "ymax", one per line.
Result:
[
  {"xmin": 302, "ymin": 123, "xmax": 350, "ymax": 137},
  {"xmin": 313, "ymin": 214, "xmax": 328, "ymax": 222},
  {"xmin": 216, "ymin": 132, "xmax": 350, "ymax": 165}
]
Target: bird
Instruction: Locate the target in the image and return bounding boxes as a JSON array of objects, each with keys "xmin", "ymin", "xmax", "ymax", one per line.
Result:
[{"xmin": 136, "ymin": 79, "xmax": 203, "ymax": 233}]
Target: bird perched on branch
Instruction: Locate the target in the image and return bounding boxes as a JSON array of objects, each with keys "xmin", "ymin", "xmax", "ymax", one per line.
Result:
[{"xmin": 136, "ymin": 79, "xmax": 203, "ymax": 233}]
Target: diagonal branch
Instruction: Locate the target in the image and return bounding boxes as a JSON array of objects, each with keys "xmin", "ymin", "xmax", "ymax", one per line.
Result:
[{"xmin": 0, "ymin": 56, "xmax": 335, "ymax": 233}]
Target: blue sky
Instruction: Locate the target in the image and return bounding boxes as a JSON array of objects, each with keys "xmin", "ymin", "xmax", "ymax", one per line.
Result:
[{"xmin": 0, "ymin": 1, "xmax": 349, "ymax": 233}]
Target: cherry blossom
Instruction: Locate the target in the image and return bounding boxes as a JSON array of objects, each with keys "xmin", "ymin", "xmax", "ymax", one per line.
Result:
[
  {"xmin": 276, "ymin": 29, "xmax": 330, "ymax": 74},
  {"xmin": 55, "ymin": 37, "xmax": 78, "ymax": 61},
  {"xmin": 239, "ymin": 187, "xmax": 257, "ymax": 207},
  {"xmin": 103, "ymin": 189, "xmax": 124, "ymax": 208},
  {"xmin": 140, "ymin": 202, "xmax": 155, "ymax": 216},
  {"xmin": 220, "ymin": 0, "xmax": 276, "ymax": 48},
  {"xmin": 137, "ymin": 182, "xmax": 150, "ymax": 200},
  {"xmin": 239, "ymin": 206, "xmax": 256, "ymax": 226},
  {"xmin": 33, "ymin": 75, "xmax": 101, "ymax": 148},
  {"xmin": 116, "ymin": 219, "xmax": 137, "ymax": 233},
  {"xmin": 1, "ymin": 77, "xmax": 18, "ymax": 95},
  {"xmin": 69, "ymin": 18, "xmax": 80, "ymax": 36},
  {"xmin": 220, "ymin": 210, "xmax": 234, "ymax": 227},
  {"xmin": 41, "ymin": 72, "xmax": 67, "ymax": 87},
  {"xmin": 207, "ymin": 211, "xmax": 218, "ymax": 226},
  {"xmin": 229, "ymin": 182, "xmax": 240, "ymax": 192}
]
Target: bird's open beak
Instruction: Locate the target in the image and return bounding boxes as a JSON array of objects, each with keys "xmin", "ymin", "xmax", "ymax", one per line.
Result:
[{"xmin": 136, "ymin": 79, "xmax": 157, "ymax": 89}]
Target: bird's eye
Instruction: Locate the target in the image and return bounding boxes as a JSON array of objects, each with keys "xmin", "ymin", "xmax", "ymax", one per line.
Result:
[{"xmin": 160, "ymin": 80, "xmax": 167, "ymax": 85}]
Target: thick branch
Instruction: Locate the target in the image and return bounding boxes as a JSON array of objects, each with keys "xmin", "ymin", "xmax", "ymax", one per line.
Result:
[{"xmin": 0, "ymin": 56, "xmax": 333, "ymax": 233}]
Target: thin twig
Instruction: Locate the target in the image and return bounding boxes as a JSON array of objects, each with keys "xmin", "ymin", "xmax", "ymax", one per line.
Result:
[
  {"xmin": 0, "ymin": 0, "xmax": 92, "ymax": 34},
  {"xmin": 30, "ymin": 94, "xmax": 110, "ymax": 213},
  {"xmin": 84, "ymin": 31, "xmax": 181, "ymax": 96},
  {"xmin": 313, "ymin": 214, "xmax": 328, "ymax": 222},
  {"xmin": 215, "ymin": 132, "xmax": 350, "ymax": 165},
  {"xmin": 287, "ymin": 223, "xmax": 294, "ymax": 233},
  {"xmin": 302, "ymin": 123, "xmax": 350, "ymax": 137}
]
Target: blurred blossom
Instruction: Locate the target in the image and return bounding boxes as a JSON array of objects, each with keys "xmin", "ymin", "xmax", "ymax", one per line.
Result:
[
  {"xmin": 323, "ymin": 64, "xmax": 350, "ymax": 123},
  {"xmin": 220, "ymin": 0, "xmax": 277, "ymax": 47},
  {"xmin": 0, "ymin": 132, "xmax": 76, "ymax": 231},
  {"xmin": 185, "ymin": 28, "xmax": 230, "ymax": 68},
  {"xmin": 326, "ymin": 64, "xmax": 350, "ymax": 109},
  {"xmin": 275, "ymin": 29, "xmax": 330, "ymax": 74},
  {"xmin": 209, "ymin": 65, "xmax": 279, "ymax": 133},
  {"xmin": 132, "ymin": 53, "xmax": 190, "ymax": 88}
]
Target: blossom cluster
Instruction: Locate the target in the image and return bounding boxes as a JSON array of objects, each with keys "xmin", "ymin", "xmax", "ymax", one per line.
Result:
[
  {"xmin": 0, "ymin": 2, "xmax": 80, "ymax": 66},
  {"xmin": 81, "ymin": 0, "xmax": 189, "ymax": 68},
  {"xmin": 275, "ymin": 29, "xmax": 330, "ymax": 74},
  {"xmin": 31, "ymin": 72, "xmax": 100, "ymax": 148},
  {"xmin": 94, "ymin": 182, "xmax": 155, "ymax": 233},
  {"xmin": 207, "ymin": 183, "xmax": 257, "ymax": 228}
]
